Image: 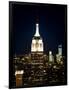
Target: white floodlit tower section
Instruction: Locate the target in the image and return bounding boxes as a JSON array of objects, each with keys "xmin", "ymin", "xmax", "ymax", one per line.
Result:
[
  {"xmin": 34, "ymin": 23, "xmax": 40, "ymax": 37},
  {"xmin": 58, "ymin": 45, "xmax": 62, "ymax": 55},
  {"xmin": 49, "ymin": 51, "xmax": 54, "ymax": 62},
  {"xmin": 31, "ymin": 23, "xmax": 43, "ymax": 52}
]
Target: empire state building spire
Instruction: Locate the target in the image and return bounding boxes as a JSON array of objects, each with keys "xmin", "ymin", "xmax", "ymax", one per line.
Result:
[
  {"xmin": 31, "ymin": 23, "xmax": 44, "ymax": 52},
  {"xmin": 34, "ymin": 23, "xmax": 40, "ymax": 37}
]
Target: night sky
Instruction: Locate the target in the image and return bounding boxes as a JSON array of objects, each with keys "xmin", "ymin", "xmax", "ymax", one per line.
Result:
[{"xmin": 11, "ymin": 2, "xmax": 67, "ymax": 55}]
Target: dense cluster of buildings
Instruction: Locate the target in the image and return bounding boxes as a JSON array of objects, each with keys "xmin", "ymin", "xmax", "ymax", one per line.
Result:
[{"xmin": 12, "ymin": 23, "xmax": 65, "ymax": 88}]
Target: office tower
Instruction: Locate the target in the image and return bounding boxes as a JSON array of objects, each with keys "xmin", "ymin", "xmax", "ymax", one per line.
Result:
[{"xmin": 31, "ymin": 23, "xmax": 43, "ymax": 53}]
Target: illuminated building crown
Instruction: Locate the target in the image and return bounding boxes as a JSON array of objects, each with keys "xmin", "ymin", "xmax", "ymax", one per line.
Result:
[{"xmin": 31, "ymin": 23, "xmax": 44, "ymax": 52}]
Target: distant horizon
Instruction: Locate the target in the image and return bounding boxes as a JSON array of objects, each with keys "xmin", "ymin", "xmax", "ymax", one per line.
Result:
[{"xmin": 14, "ymin": 44, "xmax": 63, "ymax": 56}]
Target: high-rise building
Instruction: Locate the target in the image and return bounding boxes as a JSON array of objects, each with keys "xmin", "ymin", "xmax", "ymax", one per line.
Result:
[
  {"xmin": 56, "ymin": 45, "xmax": 62, "ymax": 63},
  {"xmin": 49, "ymin": 51, "xmax": 54, "ymax": 63},
  {"xmin": 58, "ymin": 45, "xmax": 62, "ymax": 55},
  {"xmin": 30, "ymin": 23, "xmax": 46, "ymax": 84},
  {"xmin": 31, "ymin": 23, "xmax": 43, "ymax": 53}
]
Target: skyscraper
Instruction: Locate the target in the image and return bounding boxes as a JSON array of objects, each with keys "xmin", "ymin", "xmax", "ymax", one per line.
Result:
[
  {"xmin": 31, "ymin": 23, "xmax": 43, "ymax": 53},
  {"xmin": 56, "ymin": 45, "xmax": 62, "ymax": 63},
  {"xmin": 49, "ymin": 51, "xmax": 54, "ymax": 63},
  {"xmin": 58, "ymin": 45, "xmax": 62, "ymax": 56}
]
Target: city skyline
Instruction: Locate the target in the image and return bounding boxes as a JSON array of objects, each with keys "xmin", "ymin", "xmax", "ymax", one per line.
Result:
[{"xmin": 9, "ymin": 2, "xmax": 67, "ymax": 88}]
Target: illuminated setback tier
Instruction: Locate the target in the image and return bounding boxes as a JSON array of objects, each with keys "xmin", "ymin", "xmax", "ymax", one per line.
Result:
[{"xmin": 31, "ymin": 23, "xmax": 43, "ymax": 52}]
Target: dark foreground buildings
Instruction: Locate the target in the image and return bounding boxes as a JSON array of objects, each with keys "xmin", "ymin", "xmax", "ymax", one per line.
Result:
[{"xmin": 12, "ymin": 23, "xmax": 66, "ymax": 88}]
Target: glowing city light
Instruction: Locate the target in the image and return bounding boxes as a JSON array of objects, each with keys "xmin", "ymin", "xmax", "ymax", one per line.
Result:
[
  {"xmin": 15, "ymin": 70, "xmax": 24, "ymax": 76},
  {"xmin": 49, "ymin": 51, "xmax": 52, "ymax": 55},
  {"xmin": 34, "ymin": 23, "xmax": 40, "ymax": 37}
]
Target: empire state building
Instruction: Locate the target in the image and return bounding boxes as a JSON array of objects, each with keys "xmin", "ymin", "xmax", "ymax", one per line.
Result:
[{"xmin": 31, "ymin": 23, "xmax": 44, "ymax": 53}]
